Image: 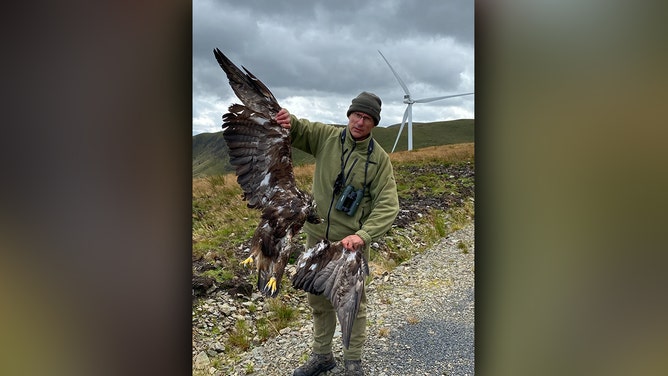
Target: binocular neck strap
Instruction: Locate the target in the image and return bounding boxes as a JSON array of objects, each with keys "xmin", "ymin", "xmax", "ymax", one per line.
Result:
[{"xmin": 338, "ymin": 127, "xmax": 374, "ymax": 199}]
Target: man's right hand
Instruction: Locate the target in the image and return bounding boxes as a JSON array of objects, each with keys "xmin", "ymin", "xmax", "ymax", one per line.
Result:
[{"xmin": 275, "ymin": 108, "xmax": 291, "ymax": 129}]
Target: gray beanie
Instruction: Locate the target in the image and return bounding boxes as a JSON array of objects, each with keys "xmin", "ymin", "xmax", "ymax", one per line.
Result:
[{"xmin": 347, "ymin": 91, "xmax": 382, "ymax": 125}]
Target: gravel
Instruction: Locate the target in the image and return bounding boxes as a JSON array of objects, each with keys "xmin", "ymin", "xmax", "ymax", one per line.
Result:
[{"xmin": 193, "ymin": 223, "xmax": 474, "ymax": 376}]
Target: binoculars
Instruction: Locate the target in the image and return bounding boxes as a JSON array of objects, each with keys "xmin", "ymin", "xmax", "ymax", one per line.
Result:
[{"xmin": 335, "ymin": 185, "xmax": 363, "ymax": 216}]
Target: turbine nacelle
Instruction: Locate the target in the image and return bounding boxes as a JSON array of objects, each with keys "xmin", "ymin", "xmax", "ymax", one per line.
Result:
[{"xmin": 378, "ymin": 50, "xmax": 474, "ymax": 152}]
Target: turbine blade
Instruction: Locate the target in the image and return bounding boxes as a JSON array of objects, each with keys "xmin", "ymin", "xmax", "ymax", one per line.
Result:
[
  {"xmin": 378, "ymin": 50, "xmax": 411, "ymax": 96},
  {"xmin": 413, "ymin": 92, "xmax": 475, "ymax": 103},
  {"xmin": 391, "ymin": 106, "xmax": 411, "ymax": 153}
]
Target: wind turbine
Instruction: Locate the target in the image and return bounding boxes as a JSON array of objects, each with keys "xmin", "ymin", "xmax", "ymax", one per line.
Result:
[{"xmin": 377, "ymin": 50, "xmax": 474, "ymax": 152}]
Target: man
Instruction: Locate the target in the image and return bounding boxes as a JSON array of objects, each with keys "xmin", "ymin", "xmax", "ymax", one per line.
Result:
[{"xmin": 275, "ymin": 92, "xmax": 400, "ymax": 376}]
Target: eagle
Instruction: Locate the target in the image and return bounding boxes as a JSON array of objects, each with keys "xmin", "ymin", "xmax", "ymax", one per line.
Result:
[
  {"xmin": 214, "ymin": 49, "xmax": 370, "ymax": 348},
  {"xmin": 214, "ymin": 48, "xmax": 321, "ymax": 297},
  {"xmin": 291, "ymin": 240, "xmax": 369, "ymax": 349}
]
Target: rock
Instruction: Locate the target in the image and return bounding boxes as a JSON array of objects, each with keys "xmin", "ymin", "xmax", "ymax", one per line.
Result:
[
  {"xmin": 194, "ymin": 351, "xmax": 210, "ymax": 370},
  {"xmin": 220, "ymin": 303, "xmax": 235, "ymax": 316}
]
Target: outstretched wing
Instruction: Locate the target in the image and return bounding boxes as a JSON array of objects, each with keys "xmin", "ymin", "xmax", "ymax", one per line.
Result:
[
  {"xmin": 292, "ymin": 240, "xmax": 369, "ymax": 349},
  {"xmin": 214, "ymin": 48, "xmax": 298, "ymax": 209},
  {"xmin": 214, "ymin": 48, "xmax": 281, "ymax": 118}
]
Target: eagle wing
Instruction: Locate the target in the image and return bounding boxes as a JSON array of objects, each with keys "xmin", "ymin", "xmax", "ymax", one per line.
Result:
[
  {"xmin": 214, "ymin": 48, "xmax": 297, "ymax": 209},
  {"xmin": 292, "ymin": 240, "xmax": 370, "ymax": 349}
]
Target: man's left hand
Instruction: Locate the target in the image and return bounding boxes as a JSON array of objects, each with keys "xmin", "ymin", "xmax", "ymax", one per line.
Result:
[{"xmin": 341, "ymin": 234, "xmax": 365, "ymax": 251}]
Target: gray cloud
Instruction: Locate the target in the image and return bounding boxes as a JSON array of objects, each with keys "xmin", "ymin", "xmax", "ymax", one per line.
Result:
[{"xmin": 193, "ymin": 0, "xmax": 474, "ymax": 134}]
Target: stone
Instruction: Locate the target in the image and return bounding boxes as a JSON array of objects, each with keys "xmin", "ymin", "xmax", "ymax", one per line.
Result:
[{"xmin": 194, "ymin": 351, "xmax": 210, "ymax": 370}]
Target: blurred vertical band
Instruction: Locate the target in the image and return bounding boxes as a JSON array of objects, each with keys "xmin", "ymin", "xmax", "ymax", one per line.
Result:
[
  {"xmin": 476, "ymin": 1, "xmax": 668, "ymax": 375},
  {"xmin": 1, "ymin": 2, "xmax": 192, "ymax": 375}
]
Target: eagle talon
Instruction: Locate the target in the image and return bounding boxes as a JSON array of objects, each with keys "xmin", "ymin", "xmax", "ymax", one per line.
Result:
[
  {"xmin": 240, "ymin": 256, "xmax": 254, "ymax": 267},
  {"xmin": 265, "ymin": 277, "xmax": 277, "ymax": 295}
]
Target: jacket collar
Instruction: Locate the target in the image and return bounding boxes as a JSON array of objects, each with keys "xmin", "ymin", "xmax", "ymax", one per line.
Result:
[{"xmin": 344, "ymin": 128, "xmax": 373, "ymax": 152}]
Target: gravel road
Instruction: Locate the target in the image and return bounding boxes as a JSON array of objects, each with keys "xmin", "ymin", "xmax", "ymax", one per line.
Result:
[
  {"xmin": 193, "ymin": 223, "xmax": 474, "ymax": 375},
  {"xmin": 362, "ymin": 223, "xmax": 475, "ymax": 376}
]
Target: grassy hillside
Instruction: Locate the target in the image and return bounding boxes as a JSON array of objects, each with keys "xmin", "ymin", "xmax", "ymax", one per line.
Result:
[
  {"xmin": 193, "ymin": 119, "xmax": 473, "ymax": 177},
  {"xmin": 192, "ymin": 132, "xmax": 230, "ymax": 177},
  {"xmin": 373, "ymin": 119, "xmax": 474, "ymax": 152}
]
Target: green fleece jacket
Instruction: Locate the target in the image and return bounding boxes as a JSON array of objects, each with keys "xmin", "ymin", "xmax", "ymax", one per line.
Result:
[{"xmin": 289, "ymin": 115, "xmax": 400, "ymax": 249}]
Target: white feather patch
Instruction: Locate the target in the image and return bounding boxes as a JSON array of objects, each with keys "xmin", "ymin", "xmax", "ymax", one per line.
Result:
[{"xmin": 260, "ymin": 174, "xmax": 271, "ymax": 187}]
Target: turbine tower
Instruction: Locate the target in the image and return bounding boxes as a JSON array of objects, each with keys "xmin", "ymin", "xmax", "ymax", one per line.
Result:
[{"xmin": 378, "ymin": 50, "xmax": 474, "ymax": 152}]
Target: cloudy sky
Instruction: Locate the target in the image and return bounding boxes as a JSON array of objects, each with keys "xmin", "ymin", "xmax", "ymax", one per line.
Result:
[{"xmin": 193, "ymin": 0, "xmax": 474, "ymax": 135}]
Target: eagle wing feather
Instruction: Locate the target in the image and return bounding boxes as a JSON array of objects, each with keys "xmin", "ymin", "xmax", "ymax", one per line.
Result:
[
  {"xmin": 292, "ymin": 240, "xmax": 370, "ymax": 349},
  {"xmin": 214, "ymin": 49, "xmax": 281, "ymax": 118}
]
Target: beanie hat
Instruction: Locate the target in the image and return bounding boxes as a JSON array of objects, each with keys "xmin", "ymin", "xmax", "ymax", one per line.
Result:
[{"xmin": 347, "ymin": 91, "xmax": 382, "ymax": 126}]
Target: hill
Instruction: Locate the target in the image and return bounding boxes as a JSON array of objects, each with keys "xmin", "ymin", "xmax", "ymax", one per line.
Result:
[{"xmin": 192, "ymin": 119, "xmax": 473, "ymax": 177}]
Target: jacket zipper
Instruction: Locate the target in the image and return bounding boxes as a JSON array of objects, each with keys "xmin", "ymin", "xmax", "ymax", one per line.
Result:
[{"xmin": 326, "ymin": 146, "xmax": 357, "ymax": 240}]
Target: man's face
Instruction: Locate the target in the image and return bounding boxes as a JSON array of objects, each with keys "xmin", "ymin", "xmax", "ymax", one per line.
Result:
[{"xmin": 347, "ymin": 111, "xmax": 375, "ymax": 140}]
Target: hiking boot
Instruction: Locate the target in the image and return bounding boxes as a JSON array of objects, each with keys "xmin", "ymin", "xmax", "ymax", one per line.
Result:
[
  {"xmin": 293, "ymin": 352, "xmax": 336, "ymax": 376},
  {"xmin": 343, "ymin": 359, "xmax": 364, "ymax": 376}
]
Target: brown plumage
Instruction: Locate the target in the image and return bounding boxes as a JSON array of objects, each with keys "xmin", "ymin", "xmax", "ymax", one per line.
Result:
[
  {"xmin": 214, "ymin": 48, "xmax": 321, "ymax": 297},
  {"xmin": 291, "ymin": 240, "xmax": 369, "ymax": 349}
]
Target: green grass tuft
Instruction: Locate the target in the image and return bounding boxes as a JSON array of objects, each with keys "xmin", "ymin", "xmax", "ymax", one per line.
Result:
[
  {"xmin": 201, "ymin": 268, "xmax": 234, "ymax": 284},
  {"xmin": 227, "ymin": 319, "xmax": 251, "ymax": 351},
  {"xmin": 266, "ymin": 298, "xmax": 297, "ymax": 331}
]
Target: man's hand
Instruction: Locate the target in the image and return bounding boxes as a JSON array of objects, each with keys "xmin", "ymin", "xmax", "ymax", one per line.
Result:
[
  {"xmin": 341, "ymin": 234, "xmax": 365, "ymax": 251},
  {"xmin": 275, "ymin": 108, "xmax": 291, "ymax": 129}
]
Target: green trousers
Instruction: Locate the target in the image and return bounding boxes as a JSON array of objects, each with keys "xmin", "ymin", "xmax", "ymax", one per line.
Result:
[{"xmin": 306, "ymin": 235, "xmax": 368, "ymax": 360}]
